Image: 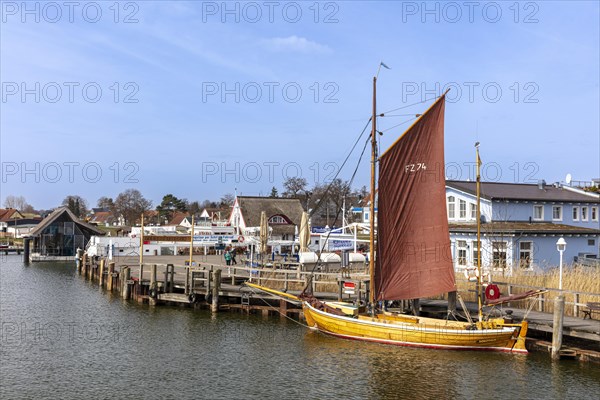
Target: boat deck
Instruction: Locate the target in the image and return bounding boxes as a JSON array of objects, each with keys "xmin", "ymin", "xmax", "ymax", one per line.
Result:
[{"xmin": 422, "ymin": 299, "xmax": 600, "ymax": 343}]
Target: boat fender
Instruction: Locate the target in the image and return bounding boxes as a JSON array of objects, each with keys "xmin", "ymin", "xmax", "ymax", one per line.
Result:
[
  {"xmin": 188, "ymin": 293, "xmax": 197, "ymax": 303},
  {"xmin": 485, "ymin": 284, "xmax": 501, "ymax": 300},
  {"xmin": 149, "ymin": 288, "xmax": 158, "ymax": 299}
]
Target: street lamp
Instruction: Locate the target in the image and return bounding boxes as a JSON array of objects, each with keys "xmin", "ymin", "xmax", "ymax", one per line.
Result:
[{"xmin": 556, "ymin": 237, "xmax": 567, "ymax": 290}]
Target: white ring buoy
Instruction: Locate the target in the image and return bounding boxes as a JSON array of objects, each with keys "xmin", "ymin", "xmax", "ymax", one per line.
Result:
[{"xmin": 238, "ymin": 236, "xmax": 245, "ymax": 243}]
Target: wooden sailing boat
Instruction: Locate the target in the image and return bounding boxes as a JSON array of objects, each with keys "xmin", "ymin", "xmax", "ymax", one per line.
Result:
[{"xmin": 249, "ymin": 76, "xmax": 529, "ymax": 353}]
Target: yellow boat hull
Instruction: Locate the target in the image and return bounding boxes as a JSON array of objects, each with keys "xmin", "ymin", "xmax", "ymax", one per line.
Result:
[{"xmin": 303, "ymin": 302, "xmax": 528, "ymax": 353}]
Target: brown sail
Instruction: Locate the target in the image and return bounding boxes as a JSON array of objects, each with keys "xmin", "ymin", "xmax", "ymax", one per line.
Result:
[{"xmin": 375, "ymin": 94, "xmax": 455, "ymax": 300}]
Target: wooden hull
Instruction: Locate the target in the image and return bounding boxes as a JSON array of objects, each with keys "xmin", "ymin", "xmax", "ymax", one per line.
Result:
[{"xmin": 303, "ymin": 302, "xmax": 528, "ymax": 353}]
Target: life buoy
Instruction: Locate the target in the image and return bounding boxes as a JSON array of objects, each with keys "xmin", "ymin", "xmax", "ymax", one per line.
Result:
[
  {"xmin": 238, "ymin": 236, "xmax": 245, "ymax": 243},
  {"xmin": 463, "ymin": 267, "xmax": 479, "ymax": 282},
  {"xmin": 485, "ymin": 284, "xmax": 501, "ymax": 300}
]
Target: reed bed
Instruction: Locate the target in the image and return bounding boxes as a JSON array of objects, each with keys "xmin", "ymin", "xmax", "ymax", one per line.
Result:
[{"xmin": 455, "ymin": 264, "xmax": 600, "ymax": 317}]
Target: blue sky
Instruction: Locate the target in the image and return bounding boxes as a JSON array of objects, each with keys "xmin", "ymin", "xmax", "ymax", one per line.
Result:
[{"xmin": 1, "ymin": 1, "xmax": 599, "ymax": 209}]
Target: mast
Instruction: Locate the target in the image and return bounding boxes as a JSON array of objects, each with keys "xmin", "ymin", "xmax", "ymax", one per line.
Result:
[
  {"xmin": 475, "ymin": 142, "xmax": 483, "ymax": 322},
  {"xmin": 369, "ymin": 76, "xmax": 377, "ymax": 307}
]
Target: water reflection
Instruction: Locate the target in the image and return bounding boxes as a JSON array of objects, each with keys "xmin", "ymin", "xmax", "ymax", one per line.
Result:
[{"xmin": 1, "ymin": 256, "xmax": 599, "ymax": 400}]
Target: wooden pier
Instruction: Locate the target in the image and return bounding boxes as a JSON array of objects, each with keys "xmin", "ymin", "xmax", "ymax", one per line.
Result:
[
  {"xmin": 76, "ymin": 254, "xmax": 369, "ymax": 320},
  {"xmin": 76, "ymin": 254, "xmax": 600, "ymax": 362}
]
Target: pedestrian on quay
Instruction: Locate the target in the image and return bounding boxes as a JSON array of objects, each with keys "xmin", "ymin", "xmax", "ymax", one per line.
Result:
[
  {"xmin": 224, "ymin": 250, "xmax": 231, "ymax": 266},
  {"xmin": 231, "ymin": 249, "xmax": 237, "ymax": 265}
]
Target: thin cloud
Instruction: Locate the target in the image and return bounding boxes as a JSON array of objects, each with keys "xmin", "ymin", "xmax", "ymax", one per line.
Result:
[{"xmin": 261, "ymin": 35, "xmax": 331, "ymax": 53}]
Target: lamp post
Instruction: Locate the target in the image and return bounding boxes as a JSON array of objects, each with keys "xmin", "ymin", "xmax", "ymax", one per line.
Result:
[
  {"xmin": 556, "ymin": 237, "xmax": 566, "ymax": 290},
  {"xmin": 553, "ymin": 237, "xmax": 567, "ymax": 359}
]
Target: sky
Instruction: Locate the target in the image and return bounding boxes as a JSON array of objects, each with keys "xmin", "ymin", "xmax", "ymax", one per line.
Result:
[{"xmin": 1, "ymin": 0, "xmax": 599, "ymax": 210}]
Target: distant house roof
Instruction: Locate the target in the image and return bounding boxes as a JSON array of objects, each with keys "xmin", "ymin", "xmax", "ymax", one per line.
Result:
[
  {"xmin": 447, "ymin": 181, "xmax": 600, "ymax": 204},
  {"xmin": 449, "ymin": 221, "xmax": 600, "ymax": 235},
  {"xmin": 0, "ymin": 208, "xmax": 24, "ymax": 222},
  {"xmin": 90, "ymin": 211, "xmax": 114, "ymax": 224},
  {"xmin": 167, "ymin": 212, "xmax": 190, "ymax": 226},
  {"xmin": 29, "ymin": 207, "xmax": 104, "ymax": 237},
  {"xmin": 236, "ymin": 196, "xmax": 303, "ymax": 235}
]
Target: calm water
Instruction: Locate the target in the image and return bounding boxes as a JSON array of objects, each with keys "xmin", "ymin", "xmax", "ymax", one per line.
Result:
[{"xmin": 1, "ymin": 255, "xmax": 598, "ymax": 399}]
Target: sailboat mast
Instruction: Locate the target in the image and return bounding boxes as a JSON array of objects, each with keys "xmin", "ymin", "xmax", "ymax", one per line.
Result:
[
  {"xmin": 369, "ymin": 76, "xmax": 377, "ymax": 306},
  {"xmin": 475, "ymin": 142, "xmax": 483, "ymax": 322}
]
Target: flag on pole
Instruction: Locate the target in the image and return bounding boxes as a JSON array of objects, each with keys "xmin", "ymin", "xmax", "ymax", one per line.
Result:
[{"xmin": 380, "ymin": 62, "xmax": 391, "ymax": 69}]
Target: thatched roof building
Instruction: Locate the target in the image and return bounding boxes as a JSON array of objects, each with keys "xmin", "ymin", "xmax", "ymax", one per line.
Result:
[{"xmin": 230, "ymin": 196, "xmax": 303, "ymax": 238}]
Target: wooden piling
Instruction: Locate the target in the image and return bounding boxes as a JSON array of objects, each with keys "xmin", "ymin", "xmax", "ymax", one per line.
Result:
[
  {"xmin": 211, "ymin": 269, "xmax": 221, "ymax": 313},
  {"xmin": 149, "ymin": 264, "xmax": 157, "ymax": 306},
  {"xmin": 81, "ymin": 253, "xmax": 87, "ymax": 276},
  {"xmin": 279, "ymin": 299, "xmax": 288, "ymax": 318},
  {"xmin": 107, "ymin": 262, "xmax": 115, "ymax": 291},
  {"xmin": 185, "ymin": 267, "xmax": 190, "ymax": 295},
  {"xmin": 552, "ymin": 295, "xmax": 565, "ymax": 359},
  {"xmin": 98, "ymin": 259, "xmax": 105, "ymax": 287},
  {"xmin": 122, "ymin": 267, "xmax": 131, "ymax": 300}
]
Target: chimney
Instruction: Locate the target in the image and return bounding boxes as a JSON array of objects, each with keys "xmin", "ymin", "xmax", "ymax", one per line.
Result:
[{"xmin": 538, "ymin": 179, "xmax": 546, "ymax": 190}]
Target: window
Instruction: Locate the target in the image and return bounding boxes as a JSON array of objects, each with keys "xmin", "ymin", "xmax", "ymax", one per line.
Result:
[
  {"xmin": 519, "ymin": 242, "xmax": 532, "ymax": 268},
  {"xmin": 471, "ymin": 240, "xmax": 480, "ymax": 267},
  {"xmin": 470, "ymin": 203, "xmax": 477, "ymax": 220},
  {"xmin": 552, "ymin": 206, "xmax": 562, "ymax": 221},
  {"xmin": 447, "ymin": 196, "xmax": 455, "ymax": 219},
  {"xmin": 269, "ymin": 215, "xmax": 286, "ymax": 224},
  {"xmin": 581, "ymin": 207, "xmax": 588, "ymax": 221},
  {"xmin": 492, "ymin": 242, "xmax": 507, "ymax": 268},
  {"xmin": 592, "ymin": 207, "xmax": 598, "ymax": 222},
  {"xmin": 457, "ymin": 240, "xmax": 467, "ymax": 266},
  {"xmin": 364, "ymin": 212, "xmax": 369, "ymax": 222},
  {"xmin": 459, "ymin": 199, "xmax": 467, "ymax": 219},
  {"xmin": 533, "ymin": 205, "xmax": 544, "ymax": 220},
  {"xmin": 589, "ymin": 239, "xmax": 596, "ymax": 246},
  {"xmin": 572, "ymin": 206, "xmax": 579, "ymax": 221}
]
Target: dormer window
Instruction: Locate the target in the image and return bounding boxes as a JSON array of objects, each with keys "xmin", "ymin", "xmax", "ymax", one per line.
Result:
[{"xmin": 269, "ymin": 215, "xmax": 287, "ymax": 224}]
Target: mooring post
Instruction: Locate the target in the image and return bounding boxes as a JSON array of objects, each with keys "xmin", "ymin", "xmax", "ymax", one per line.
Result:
[
  {"xmin": 185, "ymin": 266, "xmax": 190, "ymax": 295},
  {"xmin": 211, "ymin": 269, "xmax": 221, "ymax": 313},
  {"xmin": 164, "ymin": 265, "xmax": 170, "ymax": 293},
  {"xmin": 280, "ymin": 299, "xmax": 288, "ymax": 318},
  {"xmin": 107, "ymin": 262, "xmax": 115, "ymax": 291},
  {"xmin": 169, "ymin": 265, "xmax": 175, "ymax": 293},
  {"xmin": 99, "ymin": 258, "xmax": 105, "ymax": 287},
  {"xmin": 23, "ymin": 237, "xmax": 30, "ymax": 265},
  {"xmin": 149, "ymin": 264, "xmax": 157, "ymax": 306},
  {"xmin": 552, "ymin": 294, "xmax": 565, "ymax": 359},
  {"xmin": 81, "ymin": 253, "xmax": 87, "ymax": 276},
  {"xmin": 122, "ymin": 267, "xmax": 131, "ymax": 300}
]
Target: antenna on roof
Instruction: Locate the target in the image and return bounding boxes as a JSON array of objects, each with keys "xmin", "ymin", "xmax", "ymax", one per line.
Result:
[{"xmin": 565, "ymin": 173, "xmax": 572, "ymax": 186}]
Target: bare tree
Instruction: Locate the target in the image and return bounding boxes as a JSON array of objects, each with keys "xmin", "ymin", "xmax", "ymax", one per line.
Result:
[
  {"xmin": 114, "ymin": 189, "xmax": 152, "ymax": 225},
  {"xmin": 282, "ymin": 177, "xmax": 308, "ymax": 197},
  {"xmin": 3, "ymin": 195, "xmax": 30, "ymax": 211},
  {"xmin": 220, "ymin": 193, "xmax": 235, "ymax": 207}
]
